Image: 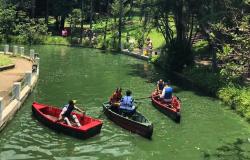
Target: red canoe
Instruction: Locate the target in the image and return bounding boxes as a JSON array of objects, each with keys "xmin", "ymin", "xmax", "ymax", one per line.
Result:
[
  {"xmin": 151, "ymin": 92, "xmax": 181, "ymax": 122},
  {"xmin": 32, "ymin": 102, "xmax": 103, "ymax": 139}
]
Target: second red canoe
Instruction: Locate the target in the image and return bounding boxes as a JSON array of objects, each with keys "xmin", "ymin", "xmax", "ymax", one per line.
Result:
[{"xmin": 151, "ymin": 92, "xmax": 181, "ymax": 123}]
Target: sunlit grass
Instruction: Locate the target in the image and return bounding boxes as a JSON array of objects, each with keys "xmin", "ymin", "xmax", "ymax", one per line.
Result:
[
  {"xmin": 48, "ymin": 16, "xmax": 166, "ymax": 49},
  {"xmin": 0, "ymin": 54, "xmax": 13, "ymax": 67}
]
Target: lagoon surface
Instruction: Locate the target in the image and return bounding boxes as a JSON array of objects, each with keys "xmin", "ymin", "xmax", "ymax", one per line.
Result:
[{"xmin": 0, "ymin": 45, "xmax": 249, "ymax": 160}]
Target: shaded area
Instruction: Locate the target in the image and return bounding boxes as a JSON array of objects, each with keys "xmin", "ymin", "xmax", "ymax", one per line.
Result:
[
  {"xmin": 127, "ymin": 62, "xmax": 213, "ymax": 97},
  {"xmin": 203, "ymin": 138, "xmax": 250, "ymax": 160}
]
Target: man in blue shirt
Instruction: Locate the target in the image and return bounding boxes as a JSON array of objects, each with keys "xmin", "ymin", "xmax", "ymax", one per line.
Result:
[
  {"xmin": 160, "ymin": 82, "xmax": 173, "ymax": 103},
  {"xmin": 119, "ymin": 90, "xmax": 136, "ymax": 115}
]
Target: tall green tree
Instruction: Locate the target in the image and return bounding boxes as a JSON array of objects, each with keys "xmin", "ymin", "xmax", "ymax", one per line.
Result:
[
  {"xmin": 50, "ymin": 0, "xmax": 77, "ymax": 31},
  {"xmin": 154, "ymin": 0, "xmax": 196, "ymax": 71},
  {"xmin": 196, "ymin": 0, "xmax": 250, "ymax": 80},
  {"xmin": 0, "ymin": 6, "xmax": 16, "ymax": 42}
]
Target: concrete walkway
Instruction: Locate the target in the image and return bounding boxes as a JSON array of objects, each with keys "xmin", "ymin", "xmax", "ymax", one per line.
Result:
[{"xmin": 0, "ymin": 57, "xmax": 32, "ymax": 99}]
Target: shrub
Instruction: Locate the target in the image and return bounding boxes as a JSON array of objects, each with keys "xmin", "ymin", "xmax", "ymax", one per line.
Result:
[
  {"xmin": 10, "ymin": 35, "xmax": 27, "ymax": 44},
  {"xmin": 218, "ymin": 85, "xmax": 241, "ymax": 109},
  {"xmin": 44, "ymin": 36, "xmax": 69, "ymax": 45},
  {"xmin": 71, "ymin": 37, "xmax": 80, "ymax": 45},
  {"xmin": 183, "ymin": 66, "xmax": 224, "ymax": 94},
  {"xmin": 81, "ymin": 39, "xmax": 91, "ymax": 47},
  {"xmin": 150, "ymin": 55, "xmax": 160, "ymax": 64},
  {"xmin": 218, "ymin": 85, "xmax": 250, "ymax": 119},
  {"xmin": 14, "ymin": 18, "xmax": 48, "ymax": 44}
]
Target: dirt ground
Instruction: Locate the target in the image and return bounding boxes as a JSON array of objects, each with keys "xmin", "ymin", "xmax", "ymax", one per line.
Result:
[{"xmin": 0, "ymin": 57, "xmax": 32, "ymax": 99}]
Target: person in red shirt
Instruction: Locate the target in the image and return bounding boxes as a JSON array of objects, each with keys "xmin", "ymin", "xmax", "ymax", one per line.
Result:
[{"xmin": 109, "ymin": 88, "xmax": 122, "ymax": 108}]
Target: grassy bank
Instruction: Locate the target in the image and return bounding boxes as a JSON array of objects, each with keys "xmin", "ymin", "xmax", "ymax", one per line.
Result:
[{"xmin": 0, "ymin": 55, "xmax": 12, "ymax": 67}]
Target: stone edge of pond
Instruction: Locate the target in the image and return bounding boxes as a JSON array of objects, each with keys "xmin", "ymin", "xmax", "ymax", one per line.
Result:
[
  {"xmin": 0, "ymin": 64, "xmax": 15, "ymax": 71},
  {"xmin": 40, "ymin": 43, "xmax": 150, "ymax": 61},
  {"xmin": 121, "ymin": 49, "xmax": 149, "ymax": 61},
  {"xmin": 0, "ymin": 52, "xmax": 39, "ymax": 132}
]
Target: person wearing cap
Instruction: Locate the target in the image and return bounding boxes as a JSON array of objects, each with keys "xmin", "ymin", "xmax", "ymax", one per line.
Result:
[
  {"xmin": 109, "ymin": 88, "xmax": 122, "ymax": 108},
  {"xmin": 58, "ymin": 100, "xmax": 82, "ymax": 127},
  {"xmin": 157, "ymin": 79, "xmax": 165, "ymax": 93},
  {"xmin": 160, "ymin": 82, "xmax": 173, "ymax": 103},
  {"xmin": 119, "ymin": 90, "xmax": 136, "ymax": 115}
]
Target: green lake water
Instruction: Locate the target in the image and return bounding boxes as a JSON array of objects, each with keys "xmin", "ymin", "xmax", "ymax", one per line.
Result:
[{"xmin": 0, "ymin": 45, "xmax": 249, "ymax": 160}]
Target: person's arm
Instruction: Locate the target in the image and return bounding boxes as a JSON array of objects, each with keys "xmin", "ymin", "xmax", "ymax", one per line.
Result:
[
  {"xmin": 120, "ymin": 97, "xmax": 124, "ymax": 106},
  {"xmin": 74, "ymin": 106, "xmax": 85, "ymax": 114},
  {"xmin": 58, "ymin": 106, "xmax": 67, "ymax": 121},
  {"xmin": 157, "ymin": 81, "xmax": 160, "ymax": 90},
  {"xmin": 131, "ymin": 98, "xmax": 134, "ymax": 106},
  {"xmin": 160, "ymin": 88, "xmax": 165, "ymax": 98}
]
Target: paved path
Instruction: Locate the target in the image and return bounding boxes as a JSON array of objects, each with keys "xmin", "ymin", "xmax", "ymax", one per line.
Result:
[{"xmin": 0, "ymin": 57, "xmax": 32, "ymax": 99}]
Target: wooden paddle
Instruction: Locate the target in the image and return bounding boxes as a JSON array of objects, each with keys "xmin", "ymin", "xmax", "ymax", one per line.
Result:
[
  {"xmin": 176, "ymin": 96, "xmax": 182, "ymax": 102},
  {"xmin": 74, "ymin": 106, "xmax": 86, "ymax": 122},
  {"xmin": 75, "ymin": 106, "xmax": 85, "ymax": 114},
  {"xmin": 134, "ymin": 96, "xmax": 151, "ymax": 101}
]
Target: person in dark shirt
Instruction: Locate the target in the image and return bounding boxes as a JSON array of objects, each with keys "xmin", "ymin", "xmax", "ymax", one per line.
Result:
[
  {"xmin": 58, "ymin": 100, "xmax": 83, "ymax": 127},
  {"xmin": 157, "ymin": 79, "xmax": 165, "ymax": 93}
]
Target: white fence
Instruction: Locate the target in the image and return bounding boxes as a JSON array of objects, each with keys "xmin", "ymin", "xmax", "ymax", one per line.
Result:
[{"xmin": 0, "ymin": 44, "xmax": 40, "ymax": 112}]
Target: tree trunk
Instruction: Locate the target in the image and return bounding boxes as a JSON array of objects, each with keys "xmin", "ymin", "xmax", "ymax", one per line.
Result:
[
  {"xmin": 55, "ymin": 16, "xmax": 60, "ymax": 32},
  {"xmin": 70, "ymin": 16, "xmax": 73, "ymax": 43},
  {"xmin": 103, "ymin": 0, "xmax": 109, "ymax": 49},
  {"xmin": 103, "ymin": 17, "xmax": 108, "ymax": 49},
  {"xmin": 175, "ymin": 0, "xmax": 185, "ymax": 44},
  {"xmin": 80, "ymin": 0, "xmax": 84, "ymax": 44},
  {"xmin": 45, "ymin": 0, "xmax": 49, "ymax": 25},
  {"xmin": 211, "ymin": 42, "xmax": 218, "ymax": 72},
  {"xmin": 118, "ymin": 0, "xmax": 123, "ymax": 51},
  {"xmin": 90, "ymin": 0, "xmax": 93, "ymax": 29},
  {"xmin": 31, "ymin": 0, "xmax": 36, "ymax": 18},
  {"xmin": 60, "ymin": 16, "xmax": 65, "ymax": 31},
  {"xmin": 128, "ymin": 0, "xmax": 134, "ymax": 20}
]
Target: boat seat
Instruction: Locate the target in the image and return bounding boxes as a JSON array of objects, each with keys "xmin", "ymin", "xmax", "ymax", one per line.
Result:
[{"xmin": 45, "ymin": 114, "xmax": 58, "ymax": 121}]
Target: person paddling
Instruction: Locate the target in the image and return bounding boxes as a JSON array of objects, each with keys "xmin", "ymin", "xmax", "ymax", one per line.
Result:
[
  {"xmin": 160, "ymin": 82, "xmax": 173, "ymax": 103},
  {"xmin": 58, "ymin": 100, "xmax": 83, "ymax": 127},
  {"xmin": 119, "ymin": 90, "xmax": 136, "ymax": 116},
  {"xmin": 156, "ymin": 79, "xmax": 165, "ymax": 93}
]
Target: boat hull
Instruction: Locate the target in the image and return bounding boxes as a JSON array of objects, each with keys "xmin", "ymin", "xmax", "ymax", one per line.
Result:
[
  {"xmin": 32, "ymin": 102, "xmax": 102, "ymax": 139},
  {"xmin": 151, "ymin": 93, "xmax": 181, "ymax": 123},
  {"xmin": 102, "ymin": 102, "xmax": 153, "ymax": 139}
]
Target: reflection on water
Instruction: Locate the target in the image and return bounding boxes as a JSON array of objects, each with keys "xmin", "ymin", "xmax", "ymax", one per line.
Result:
[{"xmin": 0, "ymin": 45, "xmax": 249, "ymax": 160}]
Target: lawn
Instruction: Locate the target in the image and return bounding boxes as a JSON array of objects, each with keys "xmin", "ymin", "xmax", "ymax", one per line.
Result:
[
  {"xmin": 0, "ymin": 54, "xmax": 13, "ymax": 67},
  {"xmin": 55, "ymin": 16, "xmax": 166, "ymax": 50}
]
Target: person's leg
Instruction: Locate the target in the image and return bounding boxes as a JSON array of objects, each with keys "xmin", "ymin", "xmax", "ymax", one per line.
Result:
[
  {"xmin": 72, "ymin": 115, "xmax": 81, "ymax": 127},
  {"xmin": 64, "ymin": 117, "xmax": 72, "ymax": 126}
]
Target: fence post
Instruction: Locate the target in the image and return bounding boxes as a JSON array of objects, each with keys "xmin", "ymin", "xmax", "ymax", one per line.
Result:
[
  {"xmin": 35, "ymin": 57, "xmax": 40, "ymax": 75},
  {"xmin": 20, "ymin": 47, "xmax": 24, "ymax": 56},
  {"xmin": 13, "ymin": 45, "xmax": 18, "ymax": 56},
  {"xmin": 13, "ymin": 82, "xmax": 21, "ymax": 101},
  {"xmin": 25, "ymin": 71, "xmax": 32, "ymax": 86},
  {"xmin": 4, "ymin": 45, "xmax": 9, "ymax": 54},
  {"xmin": 0, "ymin": 97, "xmax": 3, "ymax": 121},
  {"xmin": 30, "ymin": 49, "xmax": 35, "ymax": 60}
]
